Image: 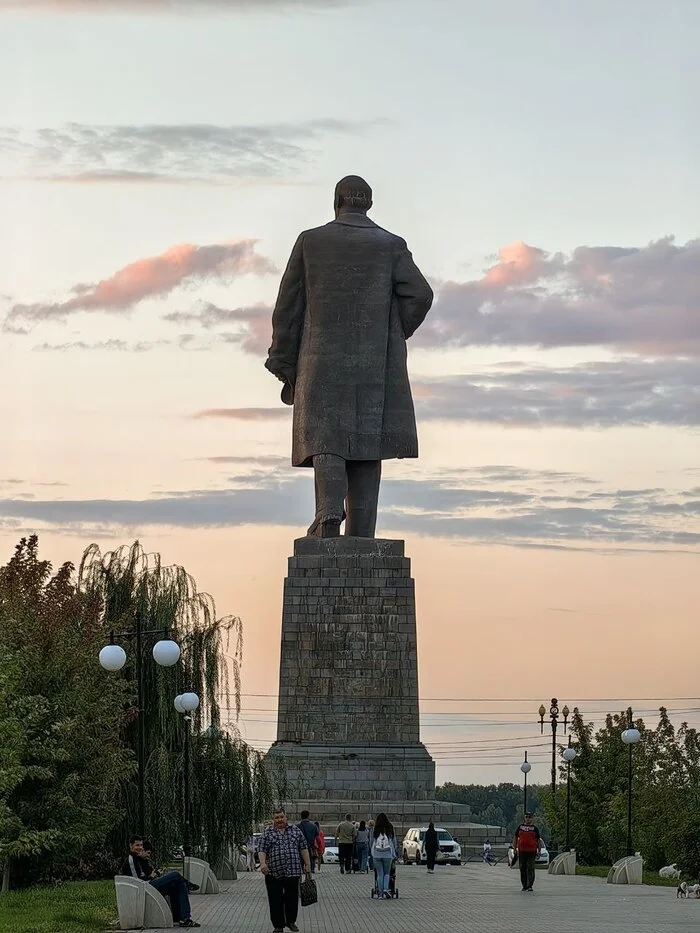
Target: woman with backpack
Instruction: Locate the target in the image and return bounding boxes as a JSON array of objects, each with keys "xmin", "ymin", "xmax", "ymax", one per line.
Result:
[{"xmin": 371, "ymin": 812, "xmax": 398, "ymax": 898}]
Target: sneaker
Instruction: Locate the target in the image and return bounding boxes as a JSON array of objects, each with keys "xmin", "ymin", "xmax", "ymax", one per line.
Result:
[
  {"xmin": 273, "ymin": 928, "xmax": 284, "ymax": 932},
  {"xmin": 527, "ymin": 886, "xmax": 534, "ymax": 891},
  {"xmin": 179, "ymin": 922, "xmax": 201, "ymax": 929},
  {"xmin": 287, "ymin": 926, "xmax": 300, "ymax": 932}
]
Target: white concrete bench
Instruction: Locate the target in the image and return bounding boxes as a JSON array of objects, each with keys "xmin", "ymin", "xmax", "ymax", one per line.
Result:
[
  {"xmin": 183, "ymin": 856, "xmax": 220, "ymax": 894},
  {"xmin": 114, "ymin": 875, "xmax": 174, "ymax": 929},
  {"xmin": 607, "ymin": 855, "xmax": 643, "ymax": 885},
  {"xmin": 548, "ymin": 849, "xmax": 576, "ymax": 875}
]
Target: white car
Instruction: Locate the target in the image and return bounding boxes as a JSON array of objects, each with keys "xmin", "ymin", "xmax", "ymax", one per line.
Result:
[
  {"xmin": 535, "ymin": 841, "xmax": 550, "ymax": 867},
  {"xmin": 322, "ymin": 835, "xmax": 339, "ymax": 864},
  {"xmin": 508, "ymin": 841, "xmax": 550, "ymax": 868},
  {"xmin": 402, "ymin": 827, "xmax": 462, "ymax": 866}
]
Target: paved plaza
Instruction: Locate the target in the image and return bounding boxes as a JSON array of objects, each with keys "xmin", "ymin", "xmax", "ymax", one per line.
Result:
[{"xmin": 143, "ymin": 862, "xmax": 699, "ymax": 933}]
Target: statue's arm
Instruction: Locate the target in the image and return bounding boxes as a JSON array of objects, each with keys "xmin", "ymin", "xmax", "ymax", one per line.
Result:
[
  {"xmin": 392, "ymin": 239, "xmax": 434, "ymax": 339},
  {"xmin": 265, "ymin": 233, "xmax": 306, "ymax": 386}
]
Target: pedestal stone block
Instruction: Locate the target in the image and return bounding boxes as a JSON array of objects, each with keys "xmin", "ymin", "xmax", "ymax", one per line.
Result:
[{"xmin": 266, "ymin": 537, "xmax": 434, "ymax": 800}]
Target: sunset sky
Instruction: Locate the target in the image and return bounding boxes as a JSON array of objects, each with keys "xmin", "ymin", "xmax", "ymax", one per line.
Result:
[{"xmin": 1, "ymin": 0, "xmax": 698, "ymax": 786}]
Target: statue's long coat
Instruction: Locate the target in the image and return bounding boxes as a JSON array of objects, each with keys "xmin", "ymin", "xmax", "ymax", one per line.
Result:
[{"xmin": 266, "ymin": 213, "xmax": 433, "ymax": 467}]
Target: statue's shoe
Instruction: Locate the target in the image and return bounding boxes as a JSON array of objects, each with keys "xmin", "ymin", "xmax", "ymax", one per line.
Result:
[{"xmin": 306, "ymin": 517, "xmax": 342, "ymax": 537}]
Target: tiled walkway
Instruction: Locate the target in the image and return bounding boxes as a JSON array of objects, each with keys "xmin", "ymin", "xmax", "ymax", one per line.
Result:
[{"xmin": 144, "ymin": 863, "xmax": 698, "ymax": 933}]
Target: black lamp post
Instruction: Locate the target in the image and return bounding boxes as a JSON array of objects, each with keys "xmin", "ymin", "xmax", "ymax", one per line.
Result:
[
  {"xmin": 562, "ymin": 736, "xmax": 577, "ymax": 851},
  {"xmin": 621, "ymin": 708, "xmax": 641, "ymax": 857},
  {"xmin": 175, "ymin": 693, "xmax": 200, "ymax": 858},
  {"xmin": 99, "ymin": 620, "xmax": 181, "ymax": 832},
  {"xmin": 520, "ymin": 751, "xmax": 531, "ymax": 814},
  {"xmin": 538, "ymin": 698, "xmax": 570, "ymax": 798}
]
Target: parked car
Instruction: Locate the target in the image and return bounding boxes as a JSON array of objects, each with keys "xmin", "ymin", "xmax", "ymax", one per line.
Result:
[
  {"xmin": 323, "ymin": 835, "xmax": 339, "ymax": 864},
  {"xmin": 402, "ymin": 827, "xmax": 462, "ymax": 866},
  {"xmin": 535, "ymin": 841, "xmax": 550, "ymax": 867}
]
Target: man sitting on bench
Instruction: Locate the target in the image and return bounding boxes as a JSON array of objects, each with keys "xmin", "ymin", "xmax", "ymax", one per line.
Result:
[{"xmin": 121, "ymin": 835, "xmax": 201, "ymax": 928}]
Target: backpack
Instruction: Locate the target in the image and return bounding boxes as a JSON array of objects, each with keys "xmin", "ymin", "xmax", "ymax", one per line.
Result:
[{"xmin": 375, "ymin": 833, "xmax": 391, "ymax": 852}]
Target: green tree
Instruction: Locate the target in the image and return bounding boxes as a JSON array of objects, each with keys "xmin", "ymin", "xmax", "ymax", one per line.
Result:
[{"xmin": 0, "ymin": 538, "xmax": 134, "ymax": 891}]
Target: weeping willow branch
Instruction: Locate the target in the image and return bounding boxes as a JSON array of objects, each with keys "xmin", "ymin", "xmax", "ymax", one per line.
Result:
[{"xmin": 79, "ymin": 541, "xmax": 267, "ymax": 864}]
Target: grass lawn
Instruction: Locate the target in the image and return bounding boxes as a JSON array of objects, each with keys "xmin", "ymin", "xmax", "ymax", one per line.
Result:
[
  {"xmin": 0, "ymin": 880, "xmax": 117, "ymax": 933},
  {"xmin": 576, "ymin": 865, "xmax": 679, "ymax": 886}
]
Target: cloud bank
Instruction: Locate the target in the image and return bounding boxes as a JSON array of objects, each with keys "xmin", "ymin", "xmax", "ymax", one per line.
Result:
[
  {"xmin": 0, "ymin": 119, "xmax": 384, "ymax": 184},
  {"xmin": 0, "ymin": 0, "xmax": 355, "ymax": 8},
  {"xmin": 6, "ymin": 240, "xmax": 275, "ymax": 327},
  {"xmin": 1, "ymin": 467, "xmax": 697, "ymax": 551},
  {"xmin": 421, "ymin": 237, "xmax": 700, "ymax": 356}
]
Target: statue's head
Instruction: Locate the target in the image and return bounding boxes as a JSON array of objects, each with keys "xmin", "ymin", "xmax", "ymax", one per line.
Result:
[{"xmin": 334, "ymin": 175, "xmax": 372, "ymax": 217}]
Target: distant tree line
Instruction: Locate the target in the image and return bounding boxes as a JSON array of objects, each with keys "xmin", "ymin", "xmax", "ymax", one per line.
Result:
[
  {"xmin": 437, "ymin": 706, "xmax": 700, "ymax": 876},
  {"xmin": 0, "ymin": 537, "xmax": 272, "ymax": 892},
  {"xmin": 435, "ymin": 782, "xmax": 552, "ymax": 839}
]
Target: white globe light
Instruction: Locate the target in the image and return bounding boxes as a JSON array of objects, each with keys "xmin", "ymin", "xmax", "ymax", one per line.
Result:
[
  {"xmin": 563, "ymin": 746, "xmax": 577, "ymax": 762},
  {"xmin": 180, "ymin": 692, "xmax": 200, "ymax": 713},
  {"xmin": 520, "ymin": 761, "xmax": 532, "ymax": 774},
  {"xmin": 99, "ymin": 644, "xmax": 127, "ymax": 672},
  {"xmin": 174, "ymin": 694, "xmax": 186, "ymax": 714},
  {"xmin": 152, "ymin": 639, "xmax": 180, "ymax": 667},
  {"xmin": 622, "ymin": 728, "xmax": 641, "ymax": 745}
]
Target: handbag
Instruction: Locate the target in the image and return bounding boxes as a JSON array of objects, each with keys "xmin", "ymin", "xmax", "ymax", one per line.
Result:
[{"xmin": 300, "ymin": 876, "xmax": 318, "ymax": 907}]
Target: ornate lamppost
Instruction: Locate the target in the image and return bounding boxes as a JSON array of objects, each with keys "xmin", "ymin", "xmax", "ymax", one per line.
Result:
[
  {"xmin": 174, "ymin": 692, "xmax": 200, "ymax": 857},
  {"xmin": 99, "ymin": 621, "xmax": 181, "ymax": 832},
  {"xmin": 621, "ymin": 708, "xmax": 641, "ymax": 857},
  {"xmin": 538, "ymin": 698, "xmax": 570, "ymax": 798}
]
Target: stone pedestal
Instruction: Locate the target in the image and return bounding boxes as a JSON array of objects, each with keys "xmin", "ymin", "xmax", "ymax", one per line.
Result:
[
  {"xmin": 266, "ymin": 537, "xmax": 435, "ymax": 800},
  {"xmin": 265, "ymin": 536, "xmax": 498, "ymax": 843}
]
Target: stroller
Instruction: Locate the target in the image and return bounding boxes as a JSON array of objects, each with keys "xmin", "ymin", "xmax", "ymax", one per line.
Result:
[{"xmin": 370, "ymin": 860, "xmax": 398, "ymax": 899}]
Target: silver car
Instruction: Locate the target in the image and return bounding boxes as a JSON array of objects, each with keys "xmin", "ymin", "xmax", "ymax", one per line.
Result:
[{"xmin": 402, "ymin": 827, "xmax": 462, "ymax": 866}]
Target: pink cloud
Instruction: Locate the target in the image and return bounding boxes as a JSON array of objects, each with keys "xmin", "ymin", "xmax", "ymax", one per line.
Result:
[
  {"xmin": 5, "ymin": 240, "xmax": 276, "ymax": 328},
  {"xmin": 192, "ymin": 408, "xmax": 290, "ymax": 421},
  {"xmin": 420, "ymin": 236, "xmax": 700, "ymax": 356}
]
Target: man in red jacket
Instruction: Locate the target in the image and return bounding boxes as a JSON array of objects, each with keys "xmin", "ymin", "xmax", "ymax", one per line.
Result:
[{"xmin": 512, "ymin": 813, "xmax": 542, "ymax": 892}]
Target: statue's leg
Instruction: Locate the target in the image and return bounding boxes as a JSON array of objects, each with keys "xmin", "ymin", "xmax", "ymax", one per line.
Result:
[
  {"xmin": 345, "ymin": 460, "xmax": 381, "ymax": 538},
  {"xmin": 307, "ymin": 454, "xmax": 347, "ymax": 537}
]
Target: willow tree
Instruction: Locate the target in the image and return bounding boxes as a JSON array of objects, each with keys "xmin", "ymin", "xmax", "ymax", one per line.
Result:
[{"xmin": 79, "ymin": 540, "xmax": 272, "ymax": 865}]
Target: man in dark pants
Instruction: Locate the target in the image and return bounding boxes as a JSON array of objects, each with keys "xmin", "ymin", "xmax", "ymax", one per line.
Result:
[
  {"xmin": 512, "ymin": 812, "xmax": 542, "ymax": 891},
  {"xmin": 121, "ymin": 836, "xmax": 200, "ymax": 928},
  {"xmin": 335, "ymin": 813, "xmax": 357, "ymax": 875},
  {"xmin": 297, "ymin": 809, "xmax": 320, "ymax": 873},
  {"xmin": 258, "ymin": 808, "xmax": 312, "ymax": 933}
]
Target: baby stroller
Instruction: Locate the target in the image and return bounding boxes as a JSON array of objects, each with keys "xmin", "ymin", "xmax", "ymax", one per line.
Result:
[{"xmin": 370, "ymin": 860, "xmax": 398, "ymax": 898}]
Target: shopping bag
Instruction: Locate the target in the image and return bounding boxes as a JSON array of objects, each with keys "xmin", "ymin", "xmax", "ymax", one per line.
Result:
[{"xmin": 300, "ymin": 876, "xmax": 318, "ymax": 907}]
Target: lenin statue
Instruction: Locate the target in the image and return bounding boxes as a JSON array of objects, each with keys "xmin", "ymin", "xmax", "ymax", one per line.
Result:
[{"xmin": 265, "ymin": 175, "xmax": 433, "ymax": 538}]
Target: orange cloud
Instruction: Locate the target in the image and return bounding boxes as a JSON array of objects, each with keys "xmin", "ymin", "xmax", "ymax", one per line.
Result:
[
  {"xmin": 483, "ymin": 241, "xmax": 555, "ymax": 287},
  {"xmin": 5, "ymin": 240, "xmax": 276, "ymax": 327},
  {"xmin": 192, "ymin": 408, "xmax": 290, "ymax": 421}
]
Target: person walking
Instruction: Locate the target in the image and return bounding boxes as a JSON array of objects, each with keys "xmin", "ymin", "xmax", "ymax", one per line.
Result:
[
  {"xmin": 367, "ymin": 819, "xmax": 375, "ymax": 872},
  {"xmin": 371, "ymin": 812, "xmax": 398, "ymax": 898},
  {"xmin": 336, "ymin": 813, "xmax": 357, "ymax": 875},
  {"xmin": 298, "ymin": 810, "xmax": 320, "ymax": 873},
  {"xmin": 424, "ymin": 822, "xmax": 439, "ymax": 873},
  {"xmin": 355, "ymin": 820, "xmax": 371, "ymax": 873},
  {"xmin": 313, "ymin": 822, "xmax": 325, "ymax": 872},
  {"xmin": 246, "ymin": 833, "xmax": 257, "ymax": 872},
  {"xmin": 258, "ymin": 807, "xmax": 312, "ymax": 933},
  {"xmin": 512, "ymin": 812, "xmax": 542, "ymax": 892}
]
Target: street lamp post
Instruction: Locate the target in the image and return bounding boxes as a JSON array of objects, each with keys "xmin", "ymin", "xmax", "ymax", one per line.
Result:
[
  {"xmin": 538, "ymin": 698, "xmax": 570, "ymax": 798},
  {"xmin": 99, "ymin": 620, "xmax": 181, "ymax": 832},
  {"xmin": 520, "ymin": 752, "xmax": 532, "ymax": 814},
  {"xmin": 621, "ymin": 708, "xmax": 641, "ymax": 857},
  {"xmin": 562, "ymin": 736, "xmax": 577, "ymax": 851},
  {"xmin": 175, "ymin": 693, "xmax": 200, "ymax": 857}
]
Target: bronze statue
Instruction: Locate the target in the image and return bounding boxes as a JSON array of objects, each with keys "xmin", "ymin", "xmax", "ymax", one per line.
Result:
[{"xmin": 265, "ymin": 175, "xmax": 433, "ymax": 538}]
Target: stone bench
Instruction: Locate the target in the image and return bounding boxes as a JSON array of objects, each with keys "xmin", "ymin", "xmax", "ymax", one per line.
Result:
[
  {"xmin": 548, "ymin": 849, "xmax": 576, "ymax": 875},
  {"xmin": 114, "ymin": 875, "xmax": 173, "ymax": 930},
  {"xmin": 607, "ymin": 855, "xmax": 643, "ymax": 885},
  {"xmin": 183, "ymin": 856, "xmax": 220, "ymax": 894}
]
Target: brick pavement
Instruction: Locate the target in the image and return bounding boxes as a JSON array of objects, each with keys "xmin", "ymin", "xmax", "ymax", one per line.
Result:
[{"xmin": 143, "ymin": 863, "xmax": 700, "ymax": 933}]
